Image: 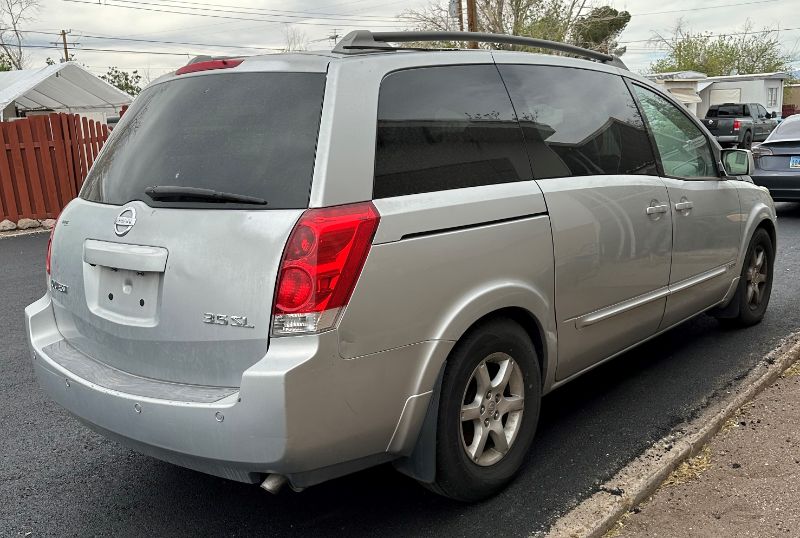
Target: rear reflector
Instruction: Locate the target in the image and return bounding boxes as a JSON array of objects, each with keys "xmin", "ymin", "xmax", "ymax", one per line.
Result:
[
  {"xmin": 272, "ymin": 202, "xmax": 380, "ymax": 336},
  {"xmin": 45, "ymin": 214, "xmax": 59, "ymax": 275},
  {"xmin": 176, "ymin": 58, "xmax": 244, "ymax": 76}
]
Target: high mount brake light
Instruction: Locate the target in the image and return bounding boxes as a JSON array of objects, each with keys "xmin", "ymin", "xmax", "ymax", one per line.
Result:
[
  {"xmin": 272, "ymin": 202, "xmax": 380, "ymax": 336},
  {"xmin": 175, "ymin": 58, "xmax": 244, "ymax": 76}
]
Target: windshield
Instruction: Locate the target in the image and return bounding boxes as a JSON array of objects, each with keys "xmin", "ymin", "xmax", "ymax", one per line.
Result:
[{"xmin": 81, "ymin": 71, "xmax": 326, "ymax": 209}]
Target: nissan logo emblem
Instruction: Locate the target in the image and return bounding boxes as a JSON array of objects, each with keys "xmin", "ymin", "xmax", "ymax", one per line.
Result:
[{"xmin": 114, "ymin": 207, "xmax": 136, "ymax": 236}]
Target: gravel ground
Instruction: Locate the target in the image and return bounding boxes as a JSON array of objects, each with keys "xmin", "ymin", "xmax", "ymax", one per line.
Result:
[{"xmin": 615, "ymin": 361, "xmax": 800, "ymax": 537}]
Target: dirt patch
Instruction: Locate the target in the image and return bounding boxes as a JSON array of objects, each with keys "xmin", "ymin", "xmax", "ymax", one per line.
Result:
[{"xmin": 615, "ymin": 364, "xmax": 800, "ymax": 537}]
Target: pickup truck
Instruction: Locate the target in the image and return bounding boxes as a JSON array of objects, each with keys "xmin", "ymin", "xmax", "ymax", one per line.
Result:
[{"xmin": 700, "ymin": 102, "xmax": 778, "ymax": 149}]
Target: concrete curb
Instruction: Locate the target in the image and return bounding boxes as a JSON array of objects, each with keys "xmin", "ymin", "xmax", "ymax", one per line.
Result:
[
  {"xmin": 546, "ymin": 332, "xmax": 800, "ymax": 538},
  {"xmin": 0, "ymin": 228, "xmax": 50, "ymax": 240}
]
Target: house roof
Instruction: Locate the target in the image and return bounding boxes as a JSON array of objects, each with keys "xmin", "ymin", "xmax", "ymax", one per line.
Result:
[
  {"xmin": 704, "ymin": 72, "xmax": 791, "ymax": 82},
  {"xmin": 646, "ymin": 70, "xmax": 707, "ymax": 81},
  {"xmin": 0, "ymin": 62, "xmax": 132, "ymax": 118}
]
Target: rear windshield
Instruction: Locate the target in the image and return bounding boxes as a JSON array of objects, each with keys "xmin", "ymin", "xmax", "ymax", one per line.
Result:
[
  {"xmin": 706, "ymin": 105, "xmax": 746, "ymax": 118},
  {"xmin": 81, "ymin": 72, "xmax": 326, "ymax": 209},
  {"xmin": 767, "ymin": 119, "xmax": 800, "ymax": 142}
]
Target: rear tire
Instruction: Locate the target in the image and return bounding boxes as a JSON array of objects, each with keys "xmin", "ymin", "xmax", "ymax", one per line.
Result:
[
  {"xmin": 715, "ymin": 228, "xmax": 774, "ymax": 327},
  {"xmin": 424, "ymin": 317, "xmax": 541, "ymax": 502},
  {"xmin": 741, "ymin": 131, "xmax": 753, "ymax": 150}
]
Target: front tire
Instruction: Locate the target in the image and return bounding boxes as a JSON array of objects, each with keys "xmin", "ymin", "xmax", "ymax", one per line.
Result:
[
  {"xmin": 716, "ymin": 228, "xmax": 774, "ymax": 327},
  {"xmin": 425, "ymin": 318, "xmax": 541, "ymax": 502}
]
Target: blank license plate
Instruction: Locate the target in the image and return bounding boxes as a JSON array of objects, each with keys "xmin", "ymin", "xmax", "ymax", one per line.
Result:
[{"xmin": 791, "ymin": 156, "xmax": 800, "ymax": 169}]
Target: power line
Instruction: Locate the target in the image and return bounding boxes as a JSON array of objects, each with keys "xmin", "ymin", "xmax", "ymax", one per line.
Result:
[
  {"xmin": 108, "ymin": 0, "xmax": 405, "ymax": 21},
  {"xmin": 16, "ymin": 42, "xmax": 197, "ymax": 56},
  {"xmin": 574, "ymin": 0, "xmax": 782, "ymax": 26},
  {"xmin": 620, "ymin": 26, "xmax": 800, "ymax": 45},
  {"xmin": 62, "ymin": 0, "xmax": 408, "ymax": 27},
  {"xmin": 19, "ymin": 29, "xmax": 285, "ymax": 52},
  {"xmin": 76, "ymin": 32, "xmax": 284, "ymax": 51}
]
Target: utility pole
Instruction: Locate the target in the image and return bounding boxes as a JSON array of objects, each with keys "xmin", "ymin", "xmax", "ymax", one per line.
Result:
[
  {"xmin": 60, "ymin": 30, "xmax": 71, "ymax": 63},
  {"xmin": 466, "ymin": 0, "xmax": 478, "ymax": 49}
]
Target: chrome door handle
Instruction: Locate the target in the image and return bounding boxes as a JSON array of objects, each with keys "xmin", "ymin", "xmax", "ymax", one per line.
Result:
[
  {"xmin": 646, "ymin": 204, "xmax": 669, "ymax": 215},
  {"xmin": 675, "ymin": 201, "xmax": 694, "ymax": 211}
]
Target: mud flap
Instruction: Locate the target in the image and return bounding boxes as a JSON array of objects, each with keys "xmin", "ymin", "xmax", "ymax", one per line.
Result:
[{"xmin": 392, "ymin": 362, "xmax": 446, "ymax": 484}]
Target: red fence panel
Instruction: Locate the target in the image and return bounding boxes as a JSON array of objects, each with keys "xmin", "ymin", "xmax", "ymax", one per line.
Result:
[{"xmin": 0, "ymin": 113, "xmax": 111, "ymax": 222}]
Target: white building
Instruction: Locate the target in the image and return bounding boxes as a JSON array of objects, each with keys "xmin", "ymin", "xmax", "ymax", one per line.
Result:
[
  {"xmin": 647, "ymin": 71, "xmax": 790, "ymax": 118},
  {"xmin": 0, "ymin": 62, "xmax": 132, "ymax": 123}
]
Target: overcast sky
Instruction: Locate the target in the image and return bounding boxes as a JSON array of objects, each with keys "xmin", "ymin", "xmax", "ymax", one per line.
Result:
[{"xmin": 19, "ymin": 0, "xmax": 800, "ymax": 81}]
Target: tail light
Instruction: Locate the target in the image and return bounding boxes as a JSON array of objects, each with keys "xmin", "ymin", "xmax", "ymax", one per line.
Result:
[
  {"xmin": 733, "ymin": 119, "xmax": 741, "ymax": 131},
  {"xmin": 751, "ymin": 144, "xmax": 772, "ymax": 158},
  {"xmin": 272, "ymin": 202, "xmax": 380, "ymax": 336}
]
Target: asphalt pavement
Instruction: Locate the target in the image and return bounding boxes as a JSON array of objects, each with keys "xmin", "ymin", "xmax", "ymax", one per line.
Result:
[{"xmin": 2, "ymin": 203, "xmax": 800, "ymax": 538}]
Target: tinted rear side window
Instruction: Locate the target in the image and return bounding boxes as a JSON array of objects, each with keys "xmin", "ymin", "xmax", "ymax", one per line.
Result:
[
  {"xmin": 498, "ymin": 65, "xmax": 657, "ymax": 180},
  {"xmin": 81, "ymin": 72, "xmax": 326, "ymax": 209},
  {"xmin": 374, "ymin": 65, "xmax": 531, "ymax": 198}
]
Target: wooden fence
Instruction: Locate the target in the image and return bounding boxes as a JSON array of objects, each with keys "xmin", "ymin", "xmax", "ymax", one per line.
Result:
[{"xmin": 0, "ymin": 113, "xmax": 109, "ymax": 222}]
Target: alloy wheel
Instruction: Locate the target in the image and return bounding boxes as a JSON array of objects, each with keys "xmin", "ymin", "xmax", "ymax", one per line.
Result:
[
  {"xmin": 746, "ymin": 245, "xmax": 768, "ymax": 310},
  {"xmin": 460, "ymin": 352, "xmax": 525, "ymax": 467}
]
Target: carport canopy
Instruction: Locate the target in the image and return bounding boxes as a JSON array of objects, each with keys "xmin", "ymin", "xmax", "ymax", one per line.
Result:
[{"xmin": 0, "ymin": 62, "xmax": 132, "ymax": 119}]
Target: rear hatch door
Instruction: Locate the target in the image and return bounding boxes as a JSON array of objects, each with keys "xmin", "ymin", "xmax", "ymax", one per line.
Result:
[
  {"xmin": 755, "ymin": 141, "xmax": 800, "ymax": 171},
  {"xmin": 49, "ymin": 67, "xmax": 327, "ymax": 387}
]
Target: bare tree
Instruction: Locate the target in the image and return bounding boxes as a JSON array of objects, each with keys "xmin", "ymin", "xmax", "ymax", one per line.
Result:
[
  {"xmin": 0, "ymin": 0, "xmax": 38, "ymax": 69},
  {"xmin": 283, "ymin": 25, "xmax": 308, "ymax": 52},
  {"xmin": 401, "ymin": 0, "xmax": 600, "ymax": 50}
]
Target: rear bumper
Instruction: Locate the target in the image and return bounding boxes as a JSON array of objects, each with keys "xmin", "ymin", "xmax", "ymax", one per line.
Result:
[
  {"xmin": 26, "ymin": 294, "xmax": 451, "ymax": 487},
  {"xmin": 751, "ymin": 172, "xmax": 800, "ymax": 201},
  {"xmin": 714, "ymin": 135, "xmax": 740, "ymax": 144}
]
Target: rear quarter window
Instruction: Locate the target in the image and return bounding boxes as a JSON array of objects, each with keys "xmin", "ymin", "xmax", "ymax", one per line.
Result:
[
  {"xmin": 81, "ymin": 71, "xmax": 326, "ymax": 209},
  {"xmin": 374, "ymin": 65, "xmax": 531, "ymax": 198},
  {"xmin": 497, "ymin": 65, "xmax": 658, "ymax": 179}
]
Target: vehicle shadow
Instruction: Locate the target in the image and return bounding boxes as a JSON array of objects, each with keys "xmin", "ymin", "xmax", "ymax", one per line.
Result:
[{"xmin": 776, "ymin": 201, "xmax": 800, "ymax": 218}]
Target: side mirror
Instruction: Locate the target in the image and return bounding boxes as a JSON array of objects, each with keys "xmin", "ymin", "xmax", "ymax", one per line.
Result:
[
  {"xmin": 721, "ymin": 148, "xmax": 753, "ymax": 176},
  {"xmin": 771, "ymin": 111, "xmax": 777, "ymax": 119}
]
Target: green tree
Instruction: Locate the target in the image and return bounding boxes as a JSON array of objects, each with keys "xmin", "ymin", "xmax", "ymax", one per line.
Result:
[
  {"xmin": 649, "ymin": 20, "xmax": 793, "ymax": 76},
  {"xmin": 573, "ymin": 6, "xmax": 631, "ymax": 55},
  {"xmin": 100, "ymin": 67, "xmax": 142, "ymax": 96}
]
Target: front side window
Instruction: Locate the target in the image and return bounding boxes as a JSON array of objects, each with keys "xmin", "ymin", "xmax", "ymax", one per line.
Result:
[
  {"xmin": 374, "ymin": 65, "xmax": 530, "ymax": 198},
  {"xmin": 498, "ymin": 65, "xmax": 658, "ymax": 179},
  {"xmin": 632, "ymin": 85, "xmax": 717, "ymax": 179}
]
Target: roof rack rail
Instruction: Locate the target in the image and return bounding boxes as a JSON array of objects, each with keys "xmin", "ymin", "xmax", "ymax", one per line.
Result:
[{"xmin": 332, "ymin": 30, "xmax": 627, "ymax": 69}]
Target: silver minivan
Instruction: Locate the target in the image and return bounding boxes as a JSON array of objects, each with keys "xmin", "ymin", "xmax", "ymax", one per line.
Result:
[{"xmin": 26, "ymin": 31, "xmax": 777, "ymax": 501}]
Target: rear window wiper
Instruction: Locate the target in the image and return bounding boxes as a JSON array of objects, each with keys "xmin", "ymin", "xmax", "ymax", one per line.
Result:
[{"xmin": 144, "ymin": 186, "xmax": 268, "ymax": 205}]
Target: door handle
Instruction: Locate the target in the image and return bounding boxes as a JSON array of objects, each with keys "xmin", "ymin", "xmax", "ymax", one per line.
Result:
[
  {"xmin": 646, "ymin": 204, "xmax": 669, "ymax": 215},
  {"xmin": 675, "ymin": 201, "xmax": 694, "ymax": 211}
]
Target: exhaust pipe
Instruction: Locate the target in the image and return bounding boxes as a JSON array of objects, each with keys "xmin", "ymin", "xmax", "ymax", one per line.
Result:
[{"xmin": 260, "ymin": 474, "xmax": 288, "ymax": 494}]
